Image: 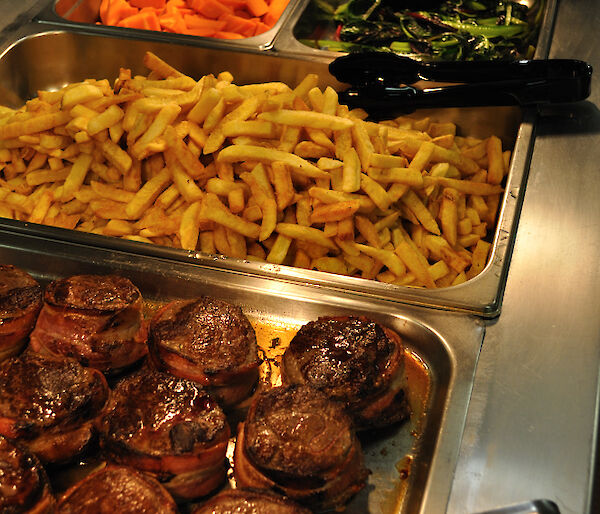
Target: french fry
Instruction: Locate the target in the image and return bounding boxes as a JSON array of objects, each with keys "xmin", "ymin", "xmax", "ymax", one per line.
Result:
[
  {"xmin": 179, "ymin": 201, "xmax": 202, "ymax": 250},
  {"xmin": 310, "ymin": 200, "xmax": 360, "ymax": 223},
  {"xmin": 275, "ymin": 222, "xmax": 337, "ymax": 250},
  {"xmin": 201, "ymin": 193, "xmax": 260, "ymax": 239},
  {"xmin": 217, "ymin": 144, "xmax": 328, "ymax": 179}
]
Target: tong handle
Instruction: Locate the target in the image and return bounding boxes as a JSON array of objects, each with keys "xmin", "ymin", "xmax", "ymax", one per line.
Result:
[{"xmin": 329, "ymin": 51, "xmax": 592, "ymax": 87}]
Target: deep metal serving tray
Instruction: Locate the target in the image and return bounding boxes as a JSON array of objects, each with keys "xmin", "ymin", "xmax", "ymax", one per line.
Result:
[
  {"xmin": 0, "ymin": 228, "xmax": 483, "ymax": 514},
  {"xmin": 0, "ymin": 24, "xmax": 540, "ymax": 317},
  {"xmin": 38, "ymin": 0, "xmax": 302, "ymax": 51}
]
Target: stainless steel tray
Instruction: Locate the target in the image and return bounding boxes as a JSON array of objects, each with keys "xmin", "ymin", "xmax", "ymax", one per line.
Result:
[
  {"xmin": 274, "ymin": 0, "xmax": 558, "ymax": 61},
  {"xmin": 37, "ymin": 0, "xmax": 302, "ymax": 51},
  {"xmin": 0, "ymin": 228, "xmax": 484, "ymax": 513},
  {"xmin": 0, "ymin": 25, "xmax": 537, "ymax": 317}
]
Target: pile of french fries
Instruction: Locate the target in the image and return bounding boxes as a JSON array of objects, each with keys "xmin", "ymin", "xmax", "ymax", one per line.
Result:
[{"xmin": 0, "ymin": 52, "xmax": 508, "ymax": 288}]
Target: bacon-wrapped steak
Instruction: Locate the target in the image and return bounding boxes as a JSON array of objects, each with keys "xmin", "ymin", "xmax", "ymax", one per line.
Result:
[
  {"xmin": 56, "ymin": 465, "xmax": 177, "ymax": 513},
  {"xmin": 0, "ymin": 352, "xmax": 109, "ymax": 464},
  {"xmin": 0, "ymin": 435, "xmax": 53, "ymax": 513},
  {"xmin": 148, "ymin": 297, "xmax": 259, "ymax": 409},
  {"xmin": 29, "ymin": 274, "xmax": 148, "ymax": 374},
  {"xmin": 234, "ymin": 384, "xmax": 368, "ymax": 512},
  {"xmin": 281, "ymin": 316, "xmax": 410, "ymax": 429},
  {"xmin": 97, "ymin": 368, "xmax": 230, "ymax": 501},
  {"xmin": 0, "ymin": 265, "xmax": 42, "ymax": 361},
  {"xmin": 192, "ymin": 488, "xmax": 311, "ymax": 514}
]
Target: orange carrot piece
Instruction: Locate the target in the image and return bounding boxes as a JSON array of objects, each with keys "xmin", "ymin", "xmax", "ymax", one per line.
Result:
[
  {"xmin": 253, "ymin": 20, "xmax": 270, "ymax": 35},
  {"xmin": 100, "ymin": 0, "xmax": 111, "ymax": 24},
  {"xmin": 182, "ymin": 27, "xmax": 217, "ymax": 37},
  {"xmin": 214, "ymin": 30, "xmax": 245, "ymax": 39},
  {"xmin": 247, "ymin": 0, "xmax": 268, "ymax": 17},
  {"xmin": 159, "ymin": 10, "xmax": 187, "ymax": 32},
  {"xmin": 191, "ymin": 0, "xmax": 233, "ymax": 19},
  {"xmin": 263, "ymin": 0, "xmax": 288, "ymax": 26},
  {"xmin": 220, "ymin": 13, "xmax": 258, "ymax": 37},
  {"xmin": 130, "ymin": 0, "xmax": 165, "ymax": 8},
  {"xmin": 219, "ymin": 0, "xmax": 248, "ymax": 10},
  {"xmin": 118, "ymin": 10, "xmax": 162, "ymax": 30},
  {"xmin": 183, "ymin": 14, "xmax": 227, "ymax": 31},
  {"xmin": 105, "ymin": 0, "xmax": 139, "ymax": 26}
]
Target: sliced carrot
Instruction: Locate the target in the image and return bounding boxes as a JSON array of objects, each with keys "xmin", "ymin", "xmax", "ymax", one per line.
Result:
[
  {"xmin": 118, "ymin": 10, "xmax": 162, "ymax": 30},
  {"xmin": 105, "ymin": 0, "xmax": 139, "ymax": 26},
  {"xmin": 219, "ymin": 0, "xmax": 248, "ymax": 10},
  {"xmin": 182, "ymin": 27, "xmax": 217, "ymax": 37},
  {"xmin": 190, "ymin": 0, "xmax": 234, "ymax": 19},
  {"xmin": 99, "ymin": 0, "xmax": 111, "ymax": 24},
  {"xmin": 220, "ymin": 13, "xmax": 258, "ymax": 37},
  {"xmin": 247, "ymin": 0, "xmax": 268, "ymax": 17},
  {"xmin": 263, "ymin": 0, "xmax": 288, "ymax": 26},
  {"xmin": 130, "ymin": 0, "xmax": 165, "ymax": 8},
  {"xmin": 183, "ymin": 14, "xmax": 226, "ymax": 31},
  {"xmin": 213, "ymin": 30, "xmax": 245, "ymax": 39},
  {"xmin": 159, "ymin": 9, "xmax": 187, "ymax": 32},
  {"xmin": 253, "ymin": 20, "xmax": 270, "ymax": 35}
]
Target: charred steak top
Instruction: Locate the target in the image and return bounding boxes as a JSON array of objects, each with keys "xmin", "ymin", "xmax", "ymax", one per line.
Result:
[
  {"xmin": 283, "ymin": 316, "xmax": 402, "ymax": 403},
  {"xmin": 56, "ymin": 465, "xmax": 177, "ymax": 514},
  {"xmin": 193, "ymin": 488, "xmax": 311, "ymax": 514},
  {"xmin": 243, "ymin": 385, "xmax": 356, "ymax": 479},
  {"xmin": 0, "ymin": 352, "xmax": 109, "ymax": 438},
  {"xmin": 44, "ymin": 275, "xmax": 140, "ymax": 312},
  {"xmin": 0, "ymin": 435, "xmax": 51, "ymax": 513},
  {"xmin": 98, "ymin": 369, "xmax": 228, "ymax": 457},
  {"xmin": 149, "ymin": 297, "xmax": 257, "ymax": 373},
  {"xmin": 0, "ymin": 265, "xmax": 42, "ymax": 322}
]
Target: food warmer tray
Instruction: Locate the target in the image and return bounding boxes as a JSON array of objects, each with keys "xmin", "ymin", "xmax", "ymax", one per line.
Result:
[
  {"xmin": 0, "ymin": 19, "xmax": 548, "ymax": 317},
  {"xmin": 0, "ymin": 228, "xmax": 484, "ymax": 514}
]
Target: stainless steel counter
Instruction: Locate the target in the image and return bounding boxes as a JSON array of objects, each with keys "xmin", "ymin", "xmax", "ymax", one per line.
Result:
[
  {"xmin": 447, "ymin": 1, "xmax": 600, "ymax": 513},
  {"xmin": 0, "ymin": 1, "xmax": 599, "ymax": 513}
]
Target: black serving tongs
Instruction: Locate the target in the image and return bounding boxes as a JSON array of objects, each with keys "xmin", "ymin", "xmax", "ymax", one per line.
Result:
[{"xmin": 329, "ymin": 52, "xmax": 593, "ymax": 118}]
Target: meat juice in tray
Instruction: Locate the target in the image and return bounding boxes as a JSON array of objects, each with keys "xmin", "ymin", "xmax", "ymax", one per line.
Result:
[{"xmin": 0, "ymin": 232, "xmax": 477, "ymax": 513}]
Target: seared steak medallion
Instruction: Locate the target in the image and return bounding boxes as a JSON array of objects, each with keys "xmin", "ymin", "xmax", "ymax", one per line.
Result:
[
  {"xmin": 149, "ymin": 297, "xmax": 259, "ymax": 408},
  {"xmin": 282, "ymin": 316, "xmax": 410, "ymax": 429},
  {"xmin": 97, "ymin": 368, "xmax": 230, "ymax": 501},
  {"xmin": 192, "ymin": 488, "xmax": 311, "ymax": 514},
  {"xmin": 0, "ymin": 435, "xmax": 53, "ymax": 513},
  {"xmin": 0, "ymin": 265, "xmax": 42, "ymax": 361},
  {"xmin": 56, "ymin": 465, "xmax": 177, "ymax": 513},
  {"xmin": 0, "ymin": 352, "xmax": 109, "ymax": 464},
  {"xmin": 234, "ymin": 385, "xmax": 368, "ymax": 512},
  {"xmin": 29, "ymin": 274, "xmax": 148, "ymax": 374}
]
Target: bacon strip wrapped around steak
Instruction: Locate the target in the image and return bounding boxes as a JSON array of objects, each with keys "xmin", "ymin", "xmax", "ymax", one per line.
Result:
[
  {"xmin": 56, "ymin": 465, "xmax": 178, "ymax": 514},
  {"xmin": 29, "ymin": 274, "xmax": 148, "ymax": 374},
  {"xmin": 148, "ymin": 297, "xmax": 259, "ymax": 409},
  {"xmin": 234, "ymin": 384, "xmax": 369, "ymax": 512},
  {"xmin": 192, "ymin": 488, "xmax": 311, "ymax": 514},
  {"xmin": 96, "ymin": 368, "xmax": 230, "ymax": 502},
  {"xmin": 0, "ymin": 352, "xmax": 109, "ymax": 464},
  {"xmin": 0, "ymin": 265, "xmax": 42, "ymax": 362},
  {"xmin": 0, "ymin": 435, "xmax": 53, "ymax": 514},
  {"xmin": 281, "ymin": 316, "xmax": 410, "ymax": 430}
]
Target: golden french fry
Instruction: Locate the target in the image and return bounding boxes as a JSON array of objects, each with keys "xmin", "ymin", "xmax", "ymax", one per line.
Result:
[
  {"xmin": 179, "ymin": 201, "xmax": 202, "ymax": 250},
  {"xmin": 275, "ymin": 222, "xmax": 337, "ymax": 250},
  {"xmin": 217, "ymin": 144, "xmax": 329, "ymax": 179},
  {"xmin": 401, "ymin": 190, "xmax": 441, "ymax": 235},
  {"xmin": 342, "ymin": 147, "xmax": 361, "ymax": 193},
  {"xmin": 0, "ymin": 112, "xmax": 71, "ymax": 140},
  {"xmin": 486, "ymin": 135, "xmax": 504, "ymax": 185},
  {"xmin": 201, "ymin": 193, "xmax": 260, "ymax": 239},
  {"xmin": 259, "ymin": 109, "xmax": 353, "ymax": 131},
  {"xmin": 125, "ymin": 168, "xmax": 171, "ymax": 218},
  {"xmin": 62, "ymin": 153, "xmax": 93, "ymax": 201},
  {"xmin": 86, "ymin": 105, "xmax": 124, "ymax": 136},
  {"xmin": 310, "ymin": 200, "xmax": 360, "ymax": 223}
]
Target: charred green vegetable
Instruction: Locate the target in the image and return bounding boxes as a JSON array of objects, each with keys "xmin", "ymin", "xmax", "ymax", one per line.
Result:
[{"xmin": 296, "ymin": 0, "xmax": 546, "ymax": 61}]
